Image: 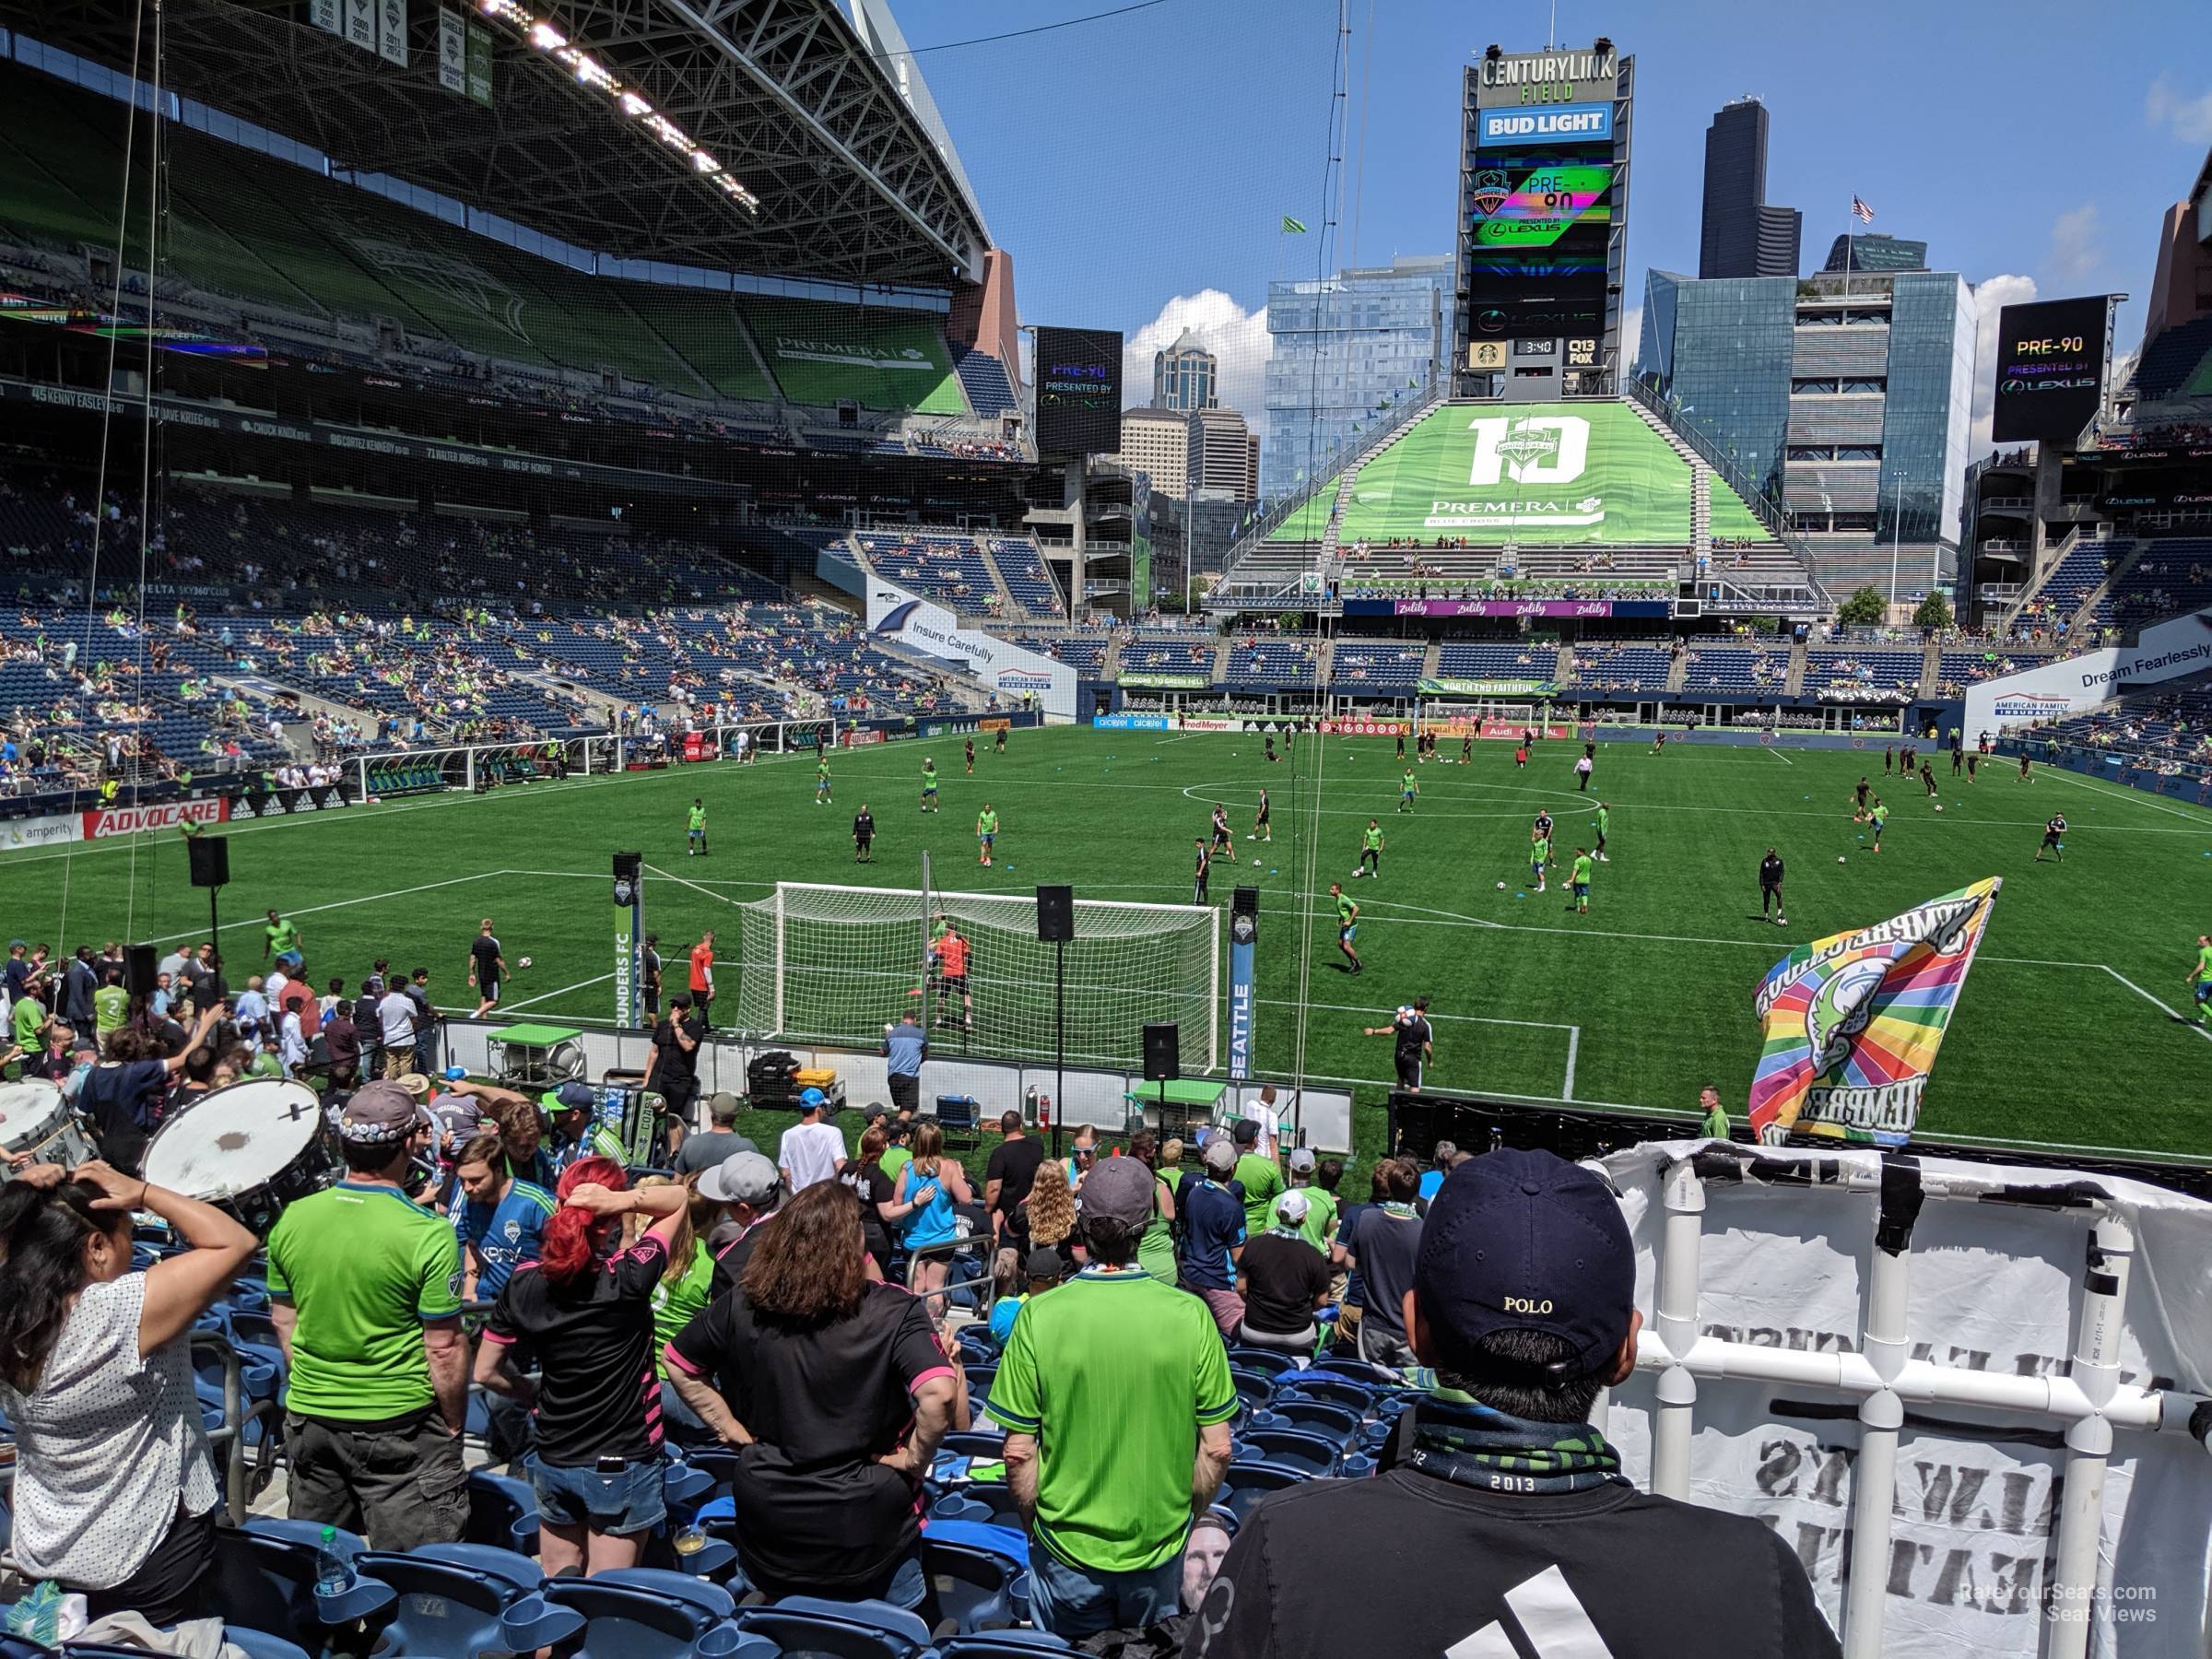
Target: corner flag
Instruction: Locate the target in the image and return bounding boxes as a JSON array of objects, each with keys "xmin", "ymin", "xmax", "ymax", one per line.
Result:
[
  {"xmin": 1747, "ymin": 877, "xmax": 2001, "ymax": 1147},
  {"xmin": 1281, "ymin": 216, "xmax": 1308, "ymax": 233}
]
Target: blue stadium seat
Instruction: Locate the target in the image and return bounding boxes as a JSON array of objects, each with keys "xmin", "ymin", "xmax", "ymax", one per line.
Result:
[
  {"xmin": 931, "ymin": 1485, "xmax": 1025, "ymax": 1530},
  {"xmin": 735, "ymin": 1595, "xmax": 933, "ymax": 1659},
  {"xmin": 211, "ymin": 1518, "xmax": 394, "ymax": 1639},
  {"xmin": 1250, "ymin": 1399, "xmax": 1361, "ymax": 1441},
  {"xmin": 353, "ymin": 1542, "xmax": 541, "ymax": 1656},
  {"xmin": 923, "ymin": 1532, "xmax": 1025, "ymax": 1633},
  {"xmin": 1218, "ymin": 1461, "xmax": 1309, "ymax": 1524},
  {"xmin": 466, "ymin": 1466, "xmax": 542, "ymax": 1554},
  {"xmin": 500, "ymin": 1567, "xmax": 744, "ymax": 1657},
  {"xmin": 1224, "ymin": 1347, "xmax": 1303, "ymax": 1378},
  {"xmin": 1234, "ymin": 1427, "xmax": 1347, "ymax": 1477}
]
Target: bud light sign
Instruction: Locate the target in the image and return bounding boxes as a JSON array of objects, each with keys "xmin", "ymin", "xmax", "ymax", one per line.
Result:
[{"xmin": 1477, "ymin": 102, "xmax": 1613, "ymax": 147}]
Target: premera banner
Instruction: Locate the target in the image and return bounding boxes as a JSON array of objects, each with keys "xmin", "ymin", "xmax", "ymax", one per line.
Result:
[
  {"xmin": 80, "ymin": 798, "xmax": 229, "ymax": 840},
  {"xmin": 1602, "ymin": 1141, "xmax": 2212, "ymax": 1659},
  {"xmin": 865, "ymin": 579, "xmax": 1077, "ymax": 718},
  {"xmin": 1961, "ymin": 606, "xmax": 2212, "ymax": 734},
  {"xmin": 1274, "ymin": 404, "xmax": 1705, "ymax": 546}
]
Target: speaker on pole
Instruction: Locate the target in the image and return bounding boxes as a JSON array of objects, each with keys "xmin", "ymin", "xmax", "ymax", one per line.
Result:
[
  {"xmin": 1143, "ymin": 1021, "xmax": 1180, "ymax": 1082},
  {"xmin": 187, "ymin": 835, "xmax": 229, "ymax": 889},
  {"xmin": 125, "ymin": 944, "xmax": 158, "ymax": 996},
  {"xmin": 1035, "ymin": 884, "xmax": 1074, "ymax": 943}
]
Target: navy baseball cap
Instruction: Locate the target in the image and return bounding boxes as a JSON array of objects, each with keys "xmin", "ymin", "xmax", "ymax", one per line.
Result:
[{"xmin": 1412, "ymin": 1147, "xmax": 1634, "ymax": 1378}]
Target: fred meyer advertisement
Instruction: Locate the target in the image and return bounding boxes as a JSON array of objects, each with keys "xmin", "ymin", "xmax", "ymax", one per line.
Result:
[{"xmin": 865, "ymin": 580, "xmax": 1075, "ymax": 719}]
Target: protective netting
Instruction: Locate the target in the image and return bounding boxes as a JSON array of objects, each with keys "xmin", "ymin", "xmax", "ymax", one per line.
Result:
[{"xmin": 732, "ymin": 882, "xmax": 1218, "ymax": 1072}]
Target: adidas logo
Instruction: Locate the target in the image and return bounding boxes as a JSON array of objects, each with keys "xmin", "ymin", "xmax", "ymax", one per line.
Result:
[{"xmin": 1447, "ymin": 1566, "xmax": 1613, "ymax": 1657}]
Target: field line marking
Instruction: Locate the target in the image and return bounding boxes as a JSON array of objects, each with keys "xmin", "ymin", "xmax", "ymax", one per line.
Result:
[
  {"xmin": 1768, "ymin": 747, "xmax": 1794, "ymax": 767},
  {"xmin": 140, "ymin": 870, "xmax": 506, "ymax": 947},
  {"xmin": 501, "ymin": 970, "xmax": 615, "ymax": 1012},
  {"xmin": 643, "ymin": 862, "xmax": 755, "ymax": 909},
  {"xmin": 1563, "ymin": 1025, "xmax": 1580, "ymax": 1100},
  {"xmin": 2037, "ymin": 765, "xmax": 2212, "ymax": 824},
  {"xmin": 2099, "ymin": 965, "xmax": 2212, "ymax": 1041}
]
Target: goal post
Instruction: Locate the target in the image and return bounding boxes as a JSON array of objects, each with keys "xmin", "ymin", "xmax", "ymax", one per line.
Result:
[{"xmin": 733, "ymin": 882, "xmax": 1221, "ymax": 1074}]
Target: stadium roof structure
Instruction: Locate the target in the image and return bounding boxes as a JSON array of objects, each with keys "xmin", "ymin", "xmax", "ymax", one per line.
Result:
[{"xmin": 8, "ymin": 0, "xmax": 992, "ymax": 290}]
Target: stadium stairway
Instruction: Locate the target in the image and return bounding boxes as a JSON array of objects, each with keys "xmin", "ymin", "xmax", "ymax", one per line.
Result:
[
  {"xmin": 1665, "ymin": 651, "xmax": 1690, "ymax": 694},
  {"xmin": 2068, "ymin": 540, "xmax": 2146, "ymax": 634},
  {"xmin": 1783, "ymin": 641, "xmax": 1808, "ymax": 697},
  {"xmin": 1691, "ymin": 470, "xmax": 1712, "ymax": 559},
  {"xmin": 1918, "ymin": 638, "xmax": 1943, "ymax": 694},
  {"xmin": 1425, "ymin": 640, "xmax": 1444, "ymax": 680},
  {"xmin": 1550, "ymin": 642, "xmax": 1574, "ymax": 685}
]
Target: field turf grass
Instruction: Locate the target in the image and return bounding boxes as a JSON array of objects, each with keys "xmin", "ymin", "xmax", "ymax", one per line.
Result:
[{"xmin": 6, "ymin": 725, "xmax": 2210, "ymax": 1168}]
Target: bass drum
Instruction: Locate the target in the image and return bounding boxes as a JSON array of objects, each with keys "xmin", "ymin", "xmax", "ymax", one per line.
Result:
[
  {"xmin": 0, "ymin": 1078, "xmax": 96, "ymax": 1174},
  {"xmin": 140, "ymin": 1077, "xmax": 337, "ymax": 1235}
]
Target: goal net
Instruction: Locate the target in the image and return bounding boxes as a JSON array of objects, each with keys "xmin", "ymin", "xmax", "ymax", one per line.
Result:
[{"xmin": 731, "ymin": 883, "xmax": 1220, "ymax": 1073}]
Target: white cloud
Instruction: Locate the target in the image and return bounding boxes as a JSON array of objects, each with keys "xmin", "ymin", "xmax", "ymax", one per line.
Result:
[
  {"xmin": 1119, "ymin": 289, "xmax": 1272, "ymax": 433},
  {"xmin": 2147, "ymin": 73, "xmax": 2212, "ymax": 144},
  {"xmin": 1620, "ymin": 305, "xmax": 1643, "ymax": 371},
  {"xmin": 1968, "ymin": 273, "xmax": 2037, "ymax": 457},
  {"xmin": 2046, "ymin": 204, "xmax": 2104, "ymax": 286}
]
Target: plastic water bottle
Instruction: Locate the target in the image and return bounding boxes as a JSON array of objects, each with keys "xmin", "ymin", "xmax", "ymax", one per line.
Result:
[{"xmin": 313, "ymin": 1524, "xmax": 357, "ymax": 1597}]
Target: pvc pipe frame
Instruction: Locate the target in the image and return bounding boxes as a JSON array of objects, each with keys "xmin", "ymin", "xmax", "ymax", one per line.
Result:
[{"xmin": 1636, "ymin": 1160, "xmax": 2194, "ymax": 1659}]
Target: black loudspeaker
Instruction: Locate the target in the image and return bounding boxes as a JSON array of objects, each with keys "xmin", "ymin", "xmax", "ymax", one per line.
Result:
[
  {"xmin": 1143, "ymin": 1021, "xmax": 1180, "ymax": 1082},
  {"xmin": 125, "ymin": 944, "xmax": 157, "ymax": 996},
  {"xmin": 187, "ymin": 835, "xmax": 229, "ymax": 888},
  {"xmin": 1036, "ymin": 885, "xmax": 1074, "ymax": 943}
]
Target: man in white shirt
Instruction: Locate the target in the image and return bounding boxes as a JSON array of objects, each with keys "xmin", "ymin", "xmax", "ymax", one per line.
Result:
[
  {"xmin": 375, "ymin": 983, "xmax": 418, "ymax": 1082},
  {"xmin": 278, "ymin": 1006, "xmax": 309, "ymax": 1077},
  {"xmin": 776, "ymin": 1088, "xmax": 846, "ymax": 1192}
]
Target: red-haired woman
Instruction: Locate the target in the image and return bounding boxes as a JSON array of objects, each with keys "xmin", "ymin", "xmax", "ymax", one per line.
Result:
[
  {"xmin": 474, "ymin": 1156, "xmax": 688, "ymax": 1576},
  {"xmin": 665, "ymin": 1181, "xmax": 967, "ymax": 1611}
]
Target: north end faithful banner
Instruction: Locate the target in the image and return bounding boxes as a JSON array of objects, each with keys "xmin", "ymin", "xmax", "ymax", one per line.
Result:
[
  {"xmin": 1600, "ymin": 1142, "xmax": 2211, "ymax": 1659},
  {"xmin": 1748, "ymin": 878, "xmax": 2001, "ymax": 1147}
]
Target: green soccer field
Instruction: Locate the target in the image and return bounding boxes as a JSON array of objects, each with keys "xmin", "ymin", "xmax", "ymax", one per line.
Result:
[{"xmin": 7, "ymin": 726, "xmax": 2210, "ymax": 1165}]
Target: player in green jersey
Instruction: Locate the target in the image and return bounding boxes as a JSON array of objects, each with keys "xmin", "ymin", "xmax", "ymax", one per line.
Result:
[
  {"xmin": 1593, "ymin": 801, "xmax": 1611, "ymax": 861},
  {"xmin": 921, "ymin": 758, "xmax": 940, "ymax": 811},
  {"xmin": 1396, "ymin": 768, "xmax": 1418, "ymax": 813},
  {"xmin": 1329, "ymin": 882, "xmax": 1361, "ymax": 975},
  {"xmin": 976, "ymin": 804, "xmax": 1000, "ymax": 866},
  {"xmin": 1868, "ymin": 796, "xmax": 1889, "ymax": 853},
  {"xmin": 1528, "ymin": 824, "xmax": 1552, "ymax": 893},
  {"xmin": 814, "ymin": 754, "xmax": 832, "ymax": 806},
  {"xmin": 2187, "ymin": 934, "xmax": 2212, "ymax": 1025},
  {"xmin": 1569, "ymin": 846, "xmax": 1594, "ymax": 914},
  {"xmin": 687, "ymin": 797, "xmax": 709, "ymax": 856},
  {"xmin": 1355, "ymin": 818, "xmax": 1384, "ymax": 879}
]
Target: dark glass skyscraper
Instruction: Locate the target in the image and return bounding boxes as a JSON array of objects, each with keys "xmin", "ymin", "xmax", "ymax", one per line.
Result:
[{"xmin": 1700, "ymin": 98, "xmax": 1800, "ymax": 279}]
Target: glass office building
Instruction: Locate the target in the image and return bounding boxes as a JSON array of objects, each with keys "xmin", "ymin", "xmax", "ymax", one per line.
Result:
[
  {"xmin": 1262, "ymin": 254, "xmax": 1449, "ymax": 497},
  {"xmin": 1639, "ymin": 267, "xmax": 1977, "ymax": 592}
]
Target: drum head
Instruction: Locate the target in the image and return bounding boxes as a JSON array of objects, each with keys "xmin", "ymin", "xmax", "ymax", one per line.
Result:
[
  {"xmin": 143, "ymin": 1077, "xmax": 324, "ymax": 1200},
  {"xmin": 0, "ymin": 1079, "xmax": 66, "ymax": 1149}
]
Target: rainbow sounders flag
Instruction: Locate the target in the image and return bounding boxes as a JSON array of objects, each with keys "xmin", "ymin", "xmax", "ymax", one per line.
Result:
[{"xmin": 1748, "ymin": 878, "xmax": 2003, "ymax": 1147}]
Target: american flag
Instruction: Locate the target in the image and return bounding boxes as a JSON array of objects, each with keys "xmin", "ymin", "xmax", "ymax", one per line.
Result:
[{"xmin": 1851, "ymin": 195, "xmax": 1876, "ymax": 224}]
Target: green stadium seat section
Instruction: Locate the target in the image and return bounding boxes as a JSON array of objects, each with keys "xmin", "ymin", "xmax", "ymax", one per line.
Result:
[
  {"xmin": 737, "ymin": 293, "xmax": 967, "ymax": 414},
  {"xmin": 1272, "ymin": 402, "xmax": 1713, "ymax": 547}
]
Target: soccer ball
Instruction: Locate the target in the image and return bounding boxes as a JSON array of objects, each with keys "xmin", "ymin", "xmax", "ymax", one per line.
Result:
[
  {"xmin": 1934, "ymin": 805, "xmax": 1943, "ymax": 812},
  {"xmin": 518, "ymin": 956, "xmax": 532, "ymax": 969},
  {"xmin": 1496, "ymin": 881, "xmax": 1507, "ymax": 890},
  {"xmin": 1837, "ymin": 855, "xmax": 1846, "ymax": 864}
]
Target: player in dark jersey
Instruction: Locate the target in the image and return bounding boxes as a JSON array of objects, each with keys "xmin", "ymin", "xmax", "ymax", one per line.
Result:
[
  {"xmin": 1251, "ymin": 789, "xmax": 1272, "ymax": 842},
  {"xmin": 994, "ymin": 724, "xmax": 1007, "ymax": 754},
  {"xmin": 1210, "ymin": 804, "xmax": 1238, "ymax": 863},
  {"xmin": 2035, "ymin": 813, "xmax": 2067, "ymax": 863},
  {"xmin": 2018, "ymin": 751, "xmax": 2033, "ymax": 782},
  {"xmin": 1193, "ymin": 838, "xmax": 1212, "ymax": 904},
  {"xmin": 853, "ymin": 804, "xmax": 876, "ymax": 864},
  {"xmin": 1853, "ymin": 777, "xmax": 1871, "ymax": 821},
  {"xmin": 964, "ymin": 737, "xmax": 976, "ymax": 775}
]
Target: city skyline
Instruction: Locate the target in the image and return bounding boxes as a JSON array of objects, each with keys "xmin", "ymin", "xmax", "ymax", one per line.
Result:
[{"xmin": 889, "ymin": 0, "xmax": 2206, "ymax": 456}]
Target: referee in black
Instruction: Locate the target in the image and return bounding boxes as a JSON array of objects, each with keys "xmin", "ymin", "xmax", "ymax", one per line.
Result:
[
  {"xmin": 1759, "ymin": 847, "xmax": 1786, "ymax": 924},
  {"xmin": 1193, "ymin": 837, "xmax": 1211, "ymax": 905}
]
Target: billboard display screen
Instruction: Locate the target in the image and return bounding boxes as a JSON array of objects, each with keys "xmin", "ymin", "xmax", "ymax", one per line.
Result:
[
  {"xmin": 1990, "ymin": 297, "xmax": 2108, "ymax": 444},
  {"xmin": 1464, "ymin": 154, "xmax": 1613, "ymax": 340},
  {"xmin": 1477, "ymin": 103, "xmax": 1614, "ymax": 147},
  {"xmin": 1033, "ymin": 326, "xmax": 1123, "ymax": 456}
]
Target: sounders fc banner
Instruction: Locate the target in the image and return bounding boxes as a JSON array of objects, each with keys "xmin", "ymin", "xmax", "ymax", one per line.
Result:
[{"xmin": 1748, "ymin": 878, "xmax": 2001, "ymax": 1147}]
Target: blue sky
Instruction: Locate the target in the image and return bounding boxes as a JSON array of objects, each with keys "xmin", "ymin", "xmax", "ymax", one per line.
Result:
[{"xmin": 888, "ymin": 0, "xmax": 2211, "ymax": 439}]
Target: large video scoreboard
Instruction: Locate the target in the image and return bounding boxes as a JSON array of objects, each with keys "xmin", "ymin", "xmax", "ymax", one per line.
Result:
[
  {"xmin": 1033, "ymin": 326, "xmax": 1124, "ymax": 458},
  {"xmin": 1458, "ymin": 45, "xmax": 1631, "ymax": 397},
  {"xmin": 1990, "ymin": 296, "xmax": 2112, "ymax": 445}
]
